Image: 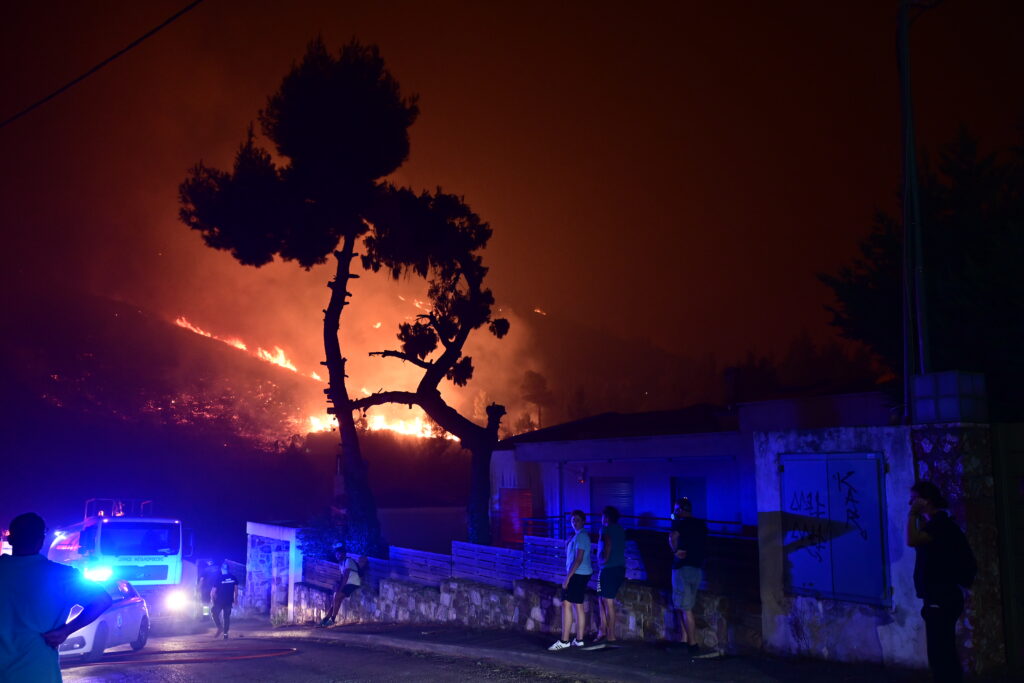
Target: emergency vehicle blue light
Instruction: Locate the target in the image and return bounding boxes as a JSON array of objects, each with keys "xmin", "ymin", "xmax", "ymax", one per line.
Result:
[{"xmin": 83, "ymin": 566, "xmax": 113, "ymax": 582}]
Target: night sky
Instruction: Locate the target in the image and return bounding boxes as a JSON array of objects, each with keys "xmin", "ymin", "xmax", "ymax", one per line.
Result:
[{"xmin": 1, "ymin": 2, "xmax": 1022, "ymax": 537}]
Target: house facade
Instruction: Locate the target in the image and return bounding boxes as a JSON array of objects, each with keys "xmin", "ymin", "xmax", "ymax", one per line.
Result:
[{"xmin": 491, "ymin": 390, "xmax": 1013, "ymax": 675}]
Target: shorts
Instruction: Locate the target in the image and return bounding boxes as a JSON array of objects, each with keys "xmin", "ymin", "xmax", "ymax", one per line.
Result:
[
  {"xmin": 562, "ymin": 573, "xmax": 591, "ymax": 604},
  {"xmin": 339, "ymin": 583, "xmax": 360, "ymax": 597},
  {"xmin": 598, "ymin": 565, "xmax": 626, "ymax": 599},
  {"xmin": 672, "ymin": 566, "xmax": 702, "ymax": 611}
]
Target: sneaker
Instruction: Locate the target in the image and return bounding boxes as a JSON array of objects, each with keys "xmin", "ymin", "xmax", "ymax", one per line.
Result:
[
  {"xmin": 223, "ymin": 633, "xmax": 229, "ymax": 640},
  {"xmin": 319, "ymin": 617, "xmax": 334, "ymax": 627},
  {"xmin": 571, "ymin": 638, "xmax": 585, "ymax": 648},
  {"xmin": 692, "ymin": 647, "xmax": 721, "ymax": 659},
  {"xmin": 548, "ymin": 640, "xmax": 571, "ymax": 651}
]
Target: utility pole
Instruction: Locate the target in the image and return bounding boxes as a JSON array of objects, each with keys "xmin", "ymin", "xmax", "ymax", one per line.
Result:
[{"xmin": 897, "ymin": 0, "xmax": 941, "ymax": 421}]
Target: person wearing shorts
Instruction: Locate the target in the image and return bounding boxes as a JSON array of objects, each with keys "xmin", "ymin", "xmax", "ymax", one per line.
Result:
[
  {"xmin": 596, "ymin": 505, "xmax": 626, "ymax": 642},
  {"xmin": 548, "ymin": 510, "xmax": 592, "ymax": 651},
  {"xmin": 319, "ymin": 545, "xmax": 361, "ymax": 627},
  {"xmin": 669, "ymin": 497, "xmax": 707, "ymax": 653}
]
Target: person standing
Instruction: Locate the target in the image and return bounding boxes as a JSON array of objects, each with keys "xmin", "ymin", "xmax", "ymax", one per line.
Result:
[
  {"xmin": 320, "ymin": 545, "xmax": 362, "ymax": 627},
  {"xmin": 548, "ymin": 510, "xmax": 593, "ymax": 651},
  {"xmin": 0, "ymin": 512, "xmax": 112, "ymax": 682},
  {"xmin": 596, "ymin": 506, "xmax": 626, "ymax": 643},
  {"xmin": 210, "ymin": 560, "xmax": 239, "ymax": 640},
  {"xmin": 907, "ymin": 480, "xmax": 975, "ymax": 683},
  {"xmin": 669, "ymin": 497, "xmax": 707, "ymax": 654}
]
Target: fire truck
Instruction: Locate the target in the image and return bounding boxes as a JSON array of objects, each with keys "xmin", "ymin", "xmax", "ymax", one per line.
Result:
[{"xmin": 47, "ymin": 499, "xmax": 200, "ymax": 622}]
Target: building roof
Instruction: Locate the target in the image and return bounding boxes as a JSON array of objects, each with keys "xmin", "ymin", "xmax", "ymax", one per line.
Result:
[{"xmin": 498, "ymin": 403, "xmax": 736, "ymax": 448}]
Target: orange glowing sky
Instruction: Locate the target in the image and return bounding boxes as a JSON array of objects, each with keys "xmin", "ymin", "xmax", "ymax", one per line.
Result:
[{"xmin": 2, "ymin": 0, "xmax": 1022, "ymax": 394}]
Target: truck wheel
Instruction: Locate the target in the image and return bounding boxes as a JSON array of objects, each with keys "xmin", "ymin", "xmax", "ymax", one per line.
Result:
[
  {"xmin": 130, "ymin": 617, "xmax": 149, "ymax": 651},
  {"xmin": 84, "ymin": 624, "xmax": 107, "ymax": 662}
]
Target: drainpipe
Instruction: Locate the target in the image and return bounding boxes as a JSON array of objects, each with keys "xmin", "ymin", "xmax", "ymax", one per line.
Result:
[{"xmin": 557, "ymin": 461, "xmax": 564, "ymax": 540}]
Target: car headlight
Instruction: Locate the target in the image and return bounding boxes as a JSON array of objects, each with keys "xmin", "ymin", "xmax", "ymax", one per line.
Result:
[
  {"xmin": 83, "ymin": 566, "xmax": 113, "ymax": 582},
  {"xmin": 165, "ymin": 589, "xmax": 189, "ymax": 611}
]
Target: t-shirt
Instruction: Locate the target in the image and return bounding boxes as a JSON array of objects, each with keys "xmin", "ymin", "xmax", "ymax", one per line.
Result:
[
  {"xmin": 600, "ymin": 523, "xmax": 626, "ymax": 568},
  {"xmin": 565, "ymin": 529, "xmax": 593, "ymax": 576},
  {"xmin": 913, "ymin": 511, "xmax": 971, "ymax": 602},
  {"xmin": 342, "ymin": 557, "xmax": 361, "ymax": 587},
  {"xmin": 671, "ymin": 517, "xmax": 708, "ymax": 569},
  {"xmin": 0, "ymin": 553, "xmax": 107, "ymax": 683},
  {"xmin": 211, "ymin": 573, "xmax": 239, "ymax": 606}
]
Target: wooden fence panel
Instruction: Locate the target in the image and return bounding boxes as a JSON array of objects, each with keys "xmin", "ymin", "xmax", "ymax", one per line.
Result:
[
  {"xmin": 523, "ymin": 535, "xmax": 566, "ymax": 584},
  {"xmin": 301, "ymin": 555, "xmax": 388, "ymax": 591},
  {"xmin": 451, "ymin": 541, "xmax": 523, "ymax": 589},
  {"xmin": 301, "ymin": 557, "xmax": 339, "ymax": 589},
  {"xmin": 389, "ymin": 546, "xmax": 452, "ymax": 586}
]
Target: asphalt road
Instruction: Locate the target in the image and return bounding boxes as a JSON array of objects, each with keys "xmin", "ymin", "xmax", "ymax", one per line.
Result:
[{"xmin": 60, "ymin": 629, "xmax": 588, "ymax": 682}]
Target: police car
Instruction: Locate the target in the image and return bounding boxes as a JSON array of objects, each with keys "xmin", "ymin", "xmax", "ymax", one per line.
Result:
[{"xmin": 58, "ymin": 579, "xmax": 149, "ymax": 661}]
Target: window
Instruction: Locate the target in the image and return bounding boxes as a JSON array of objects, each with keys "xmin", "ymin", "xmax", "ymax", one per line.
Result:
[
  {"xmin": 99, "ymin": 522, "xmax": 180, "ymax": 556},
  {"xmin": 780, "ymin": 453, "xmax": 889, "ymax": 605}
]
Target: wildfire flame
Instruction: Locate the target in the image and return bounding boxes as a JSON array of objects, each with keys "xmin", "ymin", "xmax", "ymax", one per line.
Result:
[
  {"xmin": 256, "ymin": 346, "xmax": 297, "ymax": 372},
  {"xmin": 306, "ymin": 411, "xmax": 458, "ymax": 441},
  {"xmin": 175, "ymin": 316, "xmax": 299, "ymax": 374},
  {"xmin": 175, "ymin": 316, "xmax": 456, "ymax": 441}
]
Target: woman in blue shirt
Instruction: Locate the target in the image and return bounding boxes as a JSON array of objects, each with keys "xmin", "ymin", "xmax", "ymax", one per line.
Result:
[{"xmin": 548, "ymin": 510, "xmax": 592, "ymax": 650}]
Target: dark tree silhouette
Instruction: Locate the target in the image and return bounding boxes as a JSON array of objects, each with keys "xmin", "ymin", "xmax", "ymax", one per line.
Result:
[
  {"xmin": 519, "ymin": 370, "xmax": 555, "ymax": 429},
  {"xmin": 178, "ymin": 38, "xmax": 420, "ymax": 554},
  {"xmin": 350, "ymin": 187, "xmax": 510, "ymax": 545},
  {"xmin": 819, "ymin": 129, "xmax": 1024, "ymax": 418}
]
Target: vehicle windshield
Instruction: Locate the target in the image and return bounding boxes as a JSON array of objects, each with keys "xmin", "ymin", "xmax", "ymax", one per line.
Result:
[{"xmin": 99, "ymin": 522, "xmax": 180, "ymax": 556}]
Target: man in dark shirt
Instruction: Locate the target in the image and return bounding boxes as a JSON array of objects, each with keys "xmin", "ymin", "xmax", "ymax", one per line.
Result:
[
  {"xmin": 907, "ymin": 480, "xmax": 973, "ymax": 683},
  {"xmin": 210, "ymin": 561, "xmax": 239, "ymax": 640},
  {"xmin": 668, "ymin": 497, "xmax": 707, "ymax": 655}
]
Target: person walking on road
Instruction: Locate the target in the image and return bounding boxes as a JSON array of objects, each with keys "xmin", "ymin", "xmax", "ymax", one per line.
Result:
[
  {"xmin": 907, "ymin": 480, "xmax": 976, "ymax": 683},
  {"xmin": 548, "ymin": 510, "xmax": 593, "ymax": 651},
  {"xmin": 0, "ymin": 512, "xmax": 113, "ymax": 682},
  {"xmin": 211, "ymin": 560, "xmax": 239, "ymax": 640},
  {"xmin": 320, "ymin": 545, "xmax": 362, "ymax": 627},
  {"xmin": 669, "ymin": 497, "xmax": 707, "ymax": 655},
  {"xmin": 596, "ymin": 506, "xmax": 626, "ymax": 643}
]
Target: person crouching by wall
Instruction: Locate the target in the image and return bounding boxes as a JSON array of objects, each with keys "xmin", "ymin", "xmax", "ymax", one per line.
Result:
[
  {"xmin": 548, "ymin": 510, "xmax": 593, "ymax": 651},
  {"xmin": 320, "ymin": 545, "xmax": 362, "ymax": 627}
]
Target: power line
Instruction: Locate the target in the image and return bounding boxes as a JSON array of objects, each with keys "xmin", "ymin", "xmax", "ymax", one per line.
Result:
[{"xmin": 0, "ymin": 0, "xmax": 206, "ymax": 131}]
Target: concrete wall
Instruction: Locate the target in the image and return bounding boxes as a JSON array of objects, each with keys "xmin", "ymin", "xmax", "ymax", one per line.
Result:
[{"xmin": 754, "ymin": 426, "xmax": 923, "ymax": 668}]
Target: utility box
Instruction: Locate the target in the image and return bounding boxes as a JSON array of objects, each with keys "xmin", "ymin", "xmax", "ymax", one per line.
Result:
[{"xmin": 911, "ymin": 371, "xmax": 988, "ymax": 423}]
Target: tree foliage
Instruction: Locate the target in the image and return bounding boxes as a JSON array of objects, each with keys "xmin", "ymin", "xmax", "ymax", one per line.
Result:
[
  {"xmin": 820, "ymin": 129, "xmax": 1024, "ymax": 417},
  {"xmin": 179, "ymin": 38, "xmax": 420, "ymax": 555},
  {"xmin": 179, "ymin": 38, "xmax": 419, "ymax": 268}
]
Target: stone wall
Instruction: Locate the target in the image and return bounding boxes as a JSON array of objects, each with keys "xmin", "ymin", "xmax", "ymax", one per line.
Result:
[{"xmin": 289, "ymin": 575, "xmax": 761, "ymax": 653}]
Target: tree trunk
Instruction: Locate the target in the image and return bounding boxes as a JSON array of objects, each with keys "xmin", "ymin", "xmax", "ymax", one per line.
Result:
[
  {"xmin": 465, "ymin": 403, "xmax": 506, "ymax": 545},
  {"xmin": 466, "ymin": 444, "xmax": 493, "ymax": 545},
  {"xmin": 324, "ymin": 238, "xmax": 383, "ymax": 556}
]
